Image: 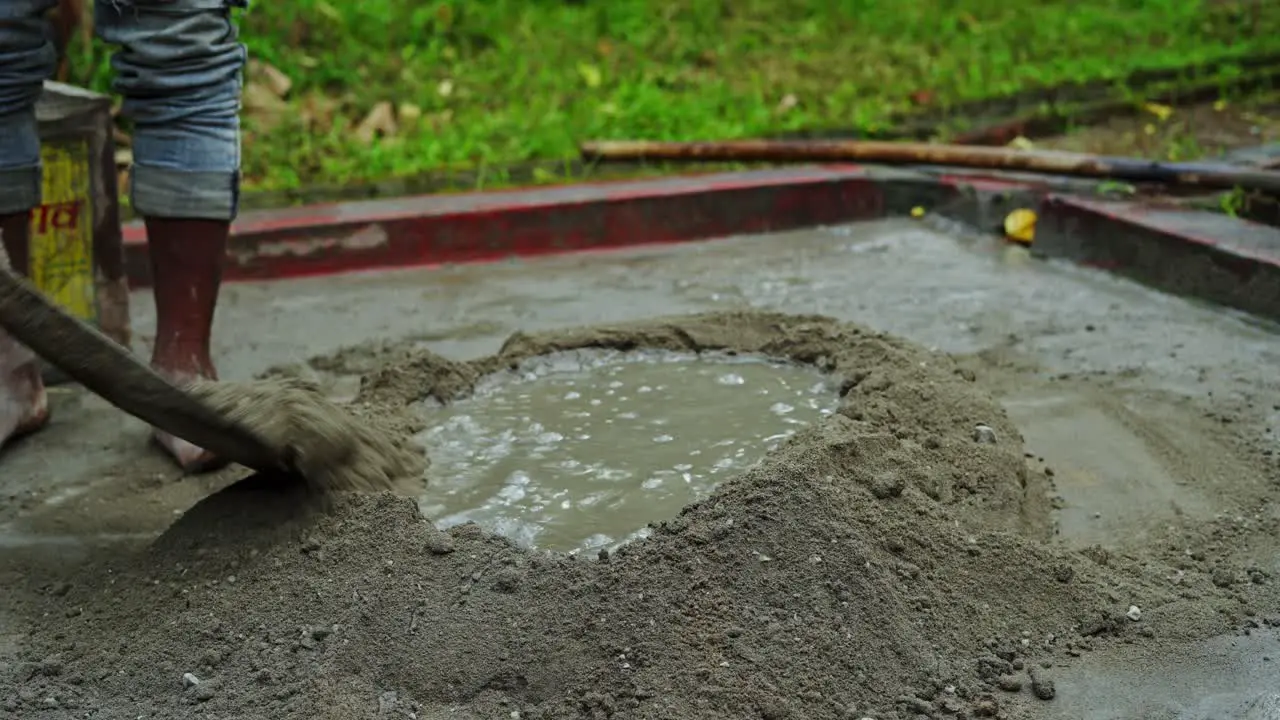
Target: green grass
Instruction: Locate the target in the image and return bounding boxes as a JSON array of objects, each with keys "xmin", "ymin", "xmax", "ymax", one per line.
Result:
[{"xmin": 66, "ymin": 0, "xmax": 1280, "ymax": 191}]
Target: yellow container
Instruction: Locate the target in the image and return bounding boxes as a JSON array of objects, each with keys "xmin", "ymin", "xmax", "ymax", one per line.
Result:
[
  {"xmin": 30, "ymin": 137, "xmax": 98, "ymax": 322},
  {"xmin": 31, "ymin": 81, "xmax": 131, "ymax": 382}
]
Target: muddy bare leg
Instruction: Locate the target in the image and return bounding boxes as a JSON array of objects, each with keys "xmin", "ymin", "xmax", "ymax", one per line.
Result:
[
  {"xmin": 97, "ymin": 0, "xmax": 245, "ymax": 471},
  {"xmin": 0, "ymin": 212, "xmax": 50, "ymax": 448},
  {"xmin": 0, "ymin": 2, "xmax": 56, "ymax": 450},
  {"xmin": 146, "ymin": 218, "xmax": 228, "ymax": 471}
]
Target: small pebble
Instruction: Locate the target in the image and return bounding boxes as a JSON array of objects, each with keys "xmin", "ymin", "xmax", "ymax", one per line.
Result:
[
  {"xmin": 996, "ymin": 675, "xmax": 1022, "ymax": 692},
  {"xmin": 973, "ymin": 425, "xmax": 998, "ymax": 444},
  {"xmin": 425, "ymin": 533, "xmax": 455, "ymax": 555},
  {"xmin": 1126, "ymin": 605, "xmax": 1142, "ymax": 621},
  {"xmin": 1030, "ymin": 673, "xmax": 1056, "ymax": 701},
  {"xmin": 182, "ymin": 672, "xmax": 200, "ymax": 688}
]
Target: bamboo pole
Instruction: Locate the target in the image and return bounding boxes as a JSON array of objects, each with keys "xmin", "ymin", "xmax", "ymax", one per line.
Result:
[{"xmin": 580, "ymin": 139, "xmax": 1280, "ymax": 195}]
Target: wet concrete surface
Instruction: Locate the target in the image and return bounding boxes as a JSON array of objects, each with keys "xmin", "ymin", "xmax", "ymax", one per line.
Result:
[
  {"xmin": 1001, "ymin": 390, "xmax": 1219, "ymax": 549},
  {"xmin": 103, "ymin": 219, "xmax": 1278, "ymax": 396},
  {"xmin": 1043, "ymin": 628, "xmax": 1280, "ymax": 720},
  {"xmin": 5, "ymin": 218, "xmax": 1280, "ymax": 718},
  {"xmin": 135, "ymin": 219, "xmax": 1280, "ymax": 401}
]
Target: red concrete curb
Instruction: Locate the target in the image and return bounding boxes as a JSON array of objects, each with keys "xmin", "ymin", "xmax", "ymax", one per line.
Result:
[
  {"xmin": 122, "ymin": 166, "xmax": 897, "ymax": 287},
  {"xmin": 1035, "ymin": 195, "xmax": 1280, "ymax": 322},
  {"xmin": 121, "ymin": 163, "xmax": 1280, "ymax": 326}
]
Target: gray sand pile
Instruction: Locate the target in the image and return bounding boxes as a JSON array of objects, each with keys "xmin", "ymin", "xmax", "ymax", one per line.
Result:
[{"xmin": 2, "ymin": 311, "xmax": 1272, "ymax": 720}]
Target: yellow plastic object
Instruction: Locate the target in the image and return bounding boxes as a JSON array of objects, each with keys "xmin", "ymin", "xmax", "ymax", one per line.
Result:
[
  {"xmin": 910, "ymin": 205, "xmax": 925, "ymax": 218},
  {"xmin": 1003, "ymin": 208, "xmax": 1037, "ymax": 244},
  {"xmin": 29, "ymin": 139, "xmax": 97, "ymax": 322}
]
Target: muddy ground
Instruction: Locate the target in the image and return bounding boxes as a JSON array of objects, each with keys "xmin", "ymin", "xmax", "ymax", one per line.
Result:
[
  {"xmin": 1035, "ymin": 97, "xmax": 1280, "ymax": 160},
  {"xmin": 2, "ymin": 220, "xmax": 1280, "ymax": 719}
]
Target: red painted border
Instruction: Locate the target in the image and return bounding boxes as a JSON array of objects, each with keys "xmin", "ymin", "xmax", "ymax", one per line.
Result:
[
  {"xmin": 120, "ymin": 162, "xmax": 1280, "ymax": 325},
  {"xmin": 122, "ymin": 165, "xmax": 889, "ymax": 287}
]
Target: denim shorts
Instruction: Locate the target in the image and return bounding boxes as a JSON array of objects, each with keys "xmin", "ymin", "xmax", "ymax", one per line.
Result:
[{"xmin": 0, "ymin": 0, "xmax": 247, "ymax": 220}]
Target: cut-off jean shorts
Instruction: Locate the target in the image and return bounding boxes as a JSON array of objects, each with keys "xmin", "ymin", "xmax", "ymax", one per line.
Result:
[{"xmin": 0, "ymin": 0, "xmax": 247, "ymax": 220}]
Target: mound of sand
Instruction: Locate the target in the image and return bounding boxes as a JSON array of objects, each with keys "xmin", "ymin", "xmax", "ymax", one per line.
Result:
[{"xmin": 1, "ymin": 312, "xmax": 1260, "ymax": 719}]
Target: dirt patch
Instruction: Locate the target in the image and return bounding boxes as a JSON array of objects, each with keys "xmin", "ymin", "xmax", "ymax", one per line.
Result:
[
  {"xmin": 1034, "ymin": 98, "xmax": 1280, "ymax": 160},
  {"xmin": 2, "ymin": 311, "xmax": 1276, "ymax": 720}
]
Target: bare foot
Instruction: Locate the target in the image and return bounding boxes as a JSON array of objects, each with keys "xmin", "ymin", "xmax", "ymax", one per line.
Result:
[
  {"xmin": 151, "ymin": 361, "xmax": 228, "ymax": 474},
  {"xmin": 0, "ymin": 330, "xmax": 49, "ymax": 449}
]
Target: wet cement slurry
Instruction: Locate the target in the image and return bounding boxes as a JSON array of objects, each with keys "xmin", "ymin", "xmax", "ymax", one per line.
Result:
[
  {"xmin": 3, "ymin": 218, "xmax": 1280, "ymax": 718},
  {"xmin": 415, "ymin": 350, "xmax": 837, "ymax": 553}
]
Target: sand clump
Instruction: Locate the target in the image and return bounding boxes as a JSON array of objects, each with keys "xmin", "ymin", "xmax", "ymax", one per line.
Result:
[
  {"xmin": 187, "ymin": 377, "xmax": 428, "ymax": 495},
  {"xmin": 2, "ymin": 311, "xmax": 1271, "ymax": 720}
]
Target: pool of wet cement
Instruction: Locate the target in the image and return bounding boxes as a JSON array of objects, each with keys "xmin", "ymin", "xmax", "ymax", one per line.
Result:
[
  {"xmin": 4, "ymin": 218, "xmax": 1280, "ymax": 719},
  {"xmin": 415, "ymin": 349, "xmax": 836, "ymax": 552}
]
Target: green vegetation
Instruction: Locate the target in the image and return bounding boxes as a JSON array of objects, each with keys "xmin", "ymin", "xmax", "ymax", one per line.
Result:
[{"xmin": 66, "ymin": 0, "xmax": 1280, "ymax": 191}]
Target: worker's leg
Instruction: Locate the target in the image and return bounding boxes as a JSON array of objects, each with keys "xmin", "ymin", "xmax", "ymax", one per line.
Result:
[
  {"xmin": 96, "ymin": 0, "xmax": 246, "ymax": 471},
  {"xmin": 0, "ymin": 0, "xmax": 59, "ymax": 448}
]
